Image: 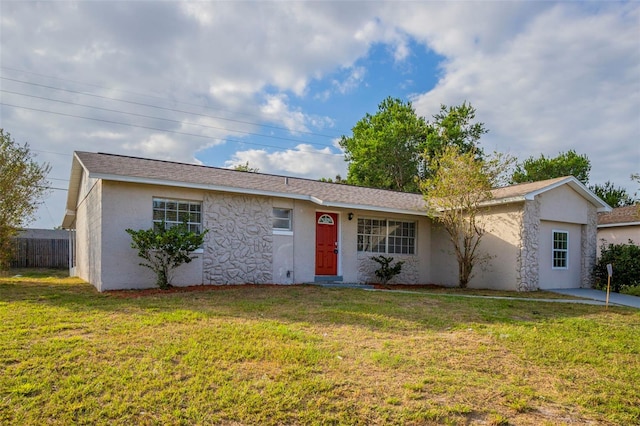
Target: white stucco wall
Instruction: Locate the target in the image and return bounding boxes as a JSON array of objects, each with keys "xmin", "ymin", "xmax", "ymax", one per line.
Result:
[
  {"xmin": 469, "ymin": 204, "xmax": 524, "ymax": 290},
  {"xmin": 99, "ymin": 182, "xmax": 205, "ymax": 290},
  {"xmin": 272, "ymin": 198, "xmax": 295, "ymax": 284},
  {"xmin": 536, "ymin": 186, "xmax": 596, "ymax": 289},
  {"xmin": 538, "ymin": 221, "xmax": 582, "ymax": 289},
  {"xmin": 73, "ymin": 170, "xmax": 103, "ymax": 290},
  {"xmin": 538, "ymin": 185, "xmax": 589, "ymax": 223},
  {"xmin": 429, "ymin": 204, "xmax": 524, "ymax": 291},
  {"xmin": 351, "ymin": 211, "xmax": 432, "ymax": 285},
  {"xmin": 597, "ymin": 225, "xmax": 640, "ymax": 255}
]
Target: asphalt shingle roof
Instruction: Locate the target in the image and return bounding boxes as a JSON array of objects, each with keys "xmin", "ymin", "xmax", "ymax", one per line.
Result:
[
  {"xmin": 70, "ymin": 152, "xmax": 609, "ymax": 219},
  {"xmin": 75, "ymin": 151, "xmax": 428, "ymax": 213},
  {"xmin": 598, "ymin": 205, "xmax": 640, "ymax": 225}
]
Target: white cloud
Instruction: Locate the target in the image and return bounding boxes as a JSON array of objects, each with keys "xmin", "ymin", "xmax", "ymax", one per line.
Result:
[
  {"xmin": 332, "ymin": 66, "xmax": 366, "ymax": 95},
  {"xmin": 259, "ymin": 94, "xmax": 309, "ymax": 134},
  {"xmin": 407, "ymin": 3, "xmax": 640, "ymax": 189},
  {"xmin": 225, "ymin": 144, "xmax": 347, "ymax": 179}
]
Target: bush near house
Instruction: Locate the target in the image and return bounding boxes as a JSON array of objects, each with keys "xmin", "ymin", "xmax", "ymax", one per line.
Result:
[
  {"xmin": 593, "ymin": 240, "xmax": 640, "ymax": 293},
  {"xmin": 125, "ymin": 222, "xmax": 207, "ymax": 290},
  {"xmin": 371, "ymin": 255, "xmax": 404, "ymax": 285}
]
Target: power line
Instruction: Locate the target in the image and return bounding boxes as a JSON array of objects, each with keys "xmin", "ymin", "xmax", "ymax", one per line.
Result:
[
  {"xmin": 1, "ymin": 66, "xmax": 351, "ymax": 136},
  {"xmin": 2, "ymin": 89, "xmax": 337, "ymax": 149},
  {"xmin": 1, "ymin": 76, "xmax": 345, "ymax": 140},
  {"xmin": 1, "ymin": 102, "xmax": 344, "ymax": 158}
]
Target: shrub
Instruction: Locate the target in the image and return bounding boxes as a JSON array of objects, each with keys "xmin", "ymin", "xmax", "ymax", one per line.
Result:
[
  {"xmin": 371, "ymin": 255, "xmax": 404, "ymax": 285},
  {"xmin": 126, "ymin": 222, "xmax": 207, "ymax": 290},
  {"xmin": 593, "ymin": 240, "xmax": 640, "ymax": 293}
]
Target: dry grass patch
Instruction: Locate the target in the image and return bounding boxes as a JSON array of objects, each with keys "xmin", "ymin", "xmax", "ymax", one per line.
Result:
[{"xmin": 1, "ymin": 274, "xmax": 638, "ymax": 425}]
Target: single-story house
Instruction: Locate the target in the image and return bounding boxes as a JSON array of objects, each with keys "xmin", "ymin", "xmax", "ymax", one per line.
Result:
[
  {"xmin": 597, "ymin": 205, "xmax": 640, "ymax": 255},
  {"xmin": 62, "ymin": 152, "xmax": 610, "ymax": 292}
]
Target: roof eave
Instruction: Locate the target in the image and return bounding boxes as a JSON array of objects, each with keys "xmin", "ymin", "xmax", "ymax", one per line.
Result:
[
  {"xmin": 61, "ymin": 153, "xmax": 85, "ymax": 229},
  {"xmin": 90, "ymin": 173, "xmax": 429, "ymax": 217},
  {"xmin": 598, "ymin": 221, "xmax": 640, "ymax": 228}
]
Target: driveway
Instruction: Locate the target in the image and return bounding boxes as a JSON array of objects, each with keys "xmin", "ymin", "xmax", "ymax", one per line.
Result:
[{"xmin": 548, "ymin": 288, "xmax": 640, "ymax": 309}]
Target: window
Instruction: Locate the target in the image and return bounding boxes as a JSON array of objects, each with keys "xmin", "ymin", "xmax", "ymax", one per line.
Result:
[
  {"xmin": 273, "ymin": 208, "xmax": 292, "ymax": 231},
  {"xmin": 552, "ymin": 230, "xmax": 568, "ymax": 269},
  {"xmin": 388, "ymin": 220, "xmax": 416, "ymax": 254},
  {"xmin": 357, "ymin": 218, "xmax": 416, "ymax": 254},
  {"xmin": 153, "ymin": 198, "xmax": 202, "ymax": 234}
]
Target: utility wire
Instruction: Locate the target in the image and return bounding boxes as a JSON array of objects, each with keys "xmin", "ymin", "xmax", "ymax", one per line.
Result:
[
  {"xmin": 1, "ymin": 76, "xmax": 345, "ymax": 140},
  {"xmin": 2, "ymin": 89, "xmax": 337, "ymax": 149},
  {"xmin": 1, "ymin": 67, "xmax": 351, "ymax": 136},
  {"xmin": 1, "ymin": 102, "xmax": 344, "ymax": 158}
]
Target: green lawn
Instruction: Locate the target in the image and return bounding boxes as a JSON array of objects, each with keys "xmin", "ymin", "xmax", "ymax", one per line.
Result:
[{"xmin": 1, "ymin": 274, "xmax": 638, "ymax": 425}]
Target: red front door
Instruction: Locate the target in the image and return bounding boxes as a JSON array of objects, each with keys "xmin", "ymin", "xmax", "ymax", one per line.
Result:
[{"xmin": 315, "ymin": 212, "xmax": 338, "ymax": 275}]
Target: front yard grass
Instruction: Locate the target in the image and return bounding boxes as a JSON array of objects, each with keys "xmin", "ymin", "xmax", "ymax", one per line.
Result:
[{"xmin": 1, "ymin": 274, "xmax": 638, "ymax": 425}]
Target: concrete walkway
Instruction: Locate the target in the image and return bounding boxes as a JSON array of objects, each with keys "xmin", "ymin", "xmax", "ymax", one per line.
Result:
[{"xmin": 547, "ymin": 288, "xmax": 640, "ymax": 309}]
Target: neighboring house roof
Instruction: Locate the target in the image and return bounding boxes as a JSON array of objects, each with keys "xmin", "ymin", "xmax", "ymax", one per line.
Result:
[
  {"xmin": 17, "ymin": 229, "xmax": 69, "ymax": 239},
  {"xmin": 62, "ymin": 152, "xmax": 611, "ymax": 228},
  {"xmin": 597, "ymin": 205, "xmax": 640, "ymax": 228}
]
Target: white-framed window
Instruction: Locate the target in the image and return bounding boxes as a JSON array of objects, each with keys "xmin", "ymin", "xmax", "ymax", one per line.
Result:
[
  {"xmin": 357, "ymin": 218, "xmax": 416, "ymax": 254},
  {"xmin": 153, "ymin": 198, "xmax": 202, "ymax": 234},
  {"xmin": 552, "ymin": 230, "xmax": 569, "ymax": 269},
  {"xmin": 273, "ymin": 208, "xmax": 292, "ymax": 231}
]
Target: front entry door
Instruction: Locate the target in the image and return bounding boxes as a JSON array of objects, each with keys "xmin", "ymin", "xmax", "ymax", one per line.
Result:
[{"xmin": 315, "ymin": 212, "xmax": 338, "ymax": 275}]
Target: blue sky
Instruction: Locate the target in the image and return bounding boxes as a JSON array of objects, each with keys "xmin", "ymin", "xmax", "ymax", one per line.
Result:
[{"xmin": 0, "ymin": 1, "xmax": 638, "ymax": 229}]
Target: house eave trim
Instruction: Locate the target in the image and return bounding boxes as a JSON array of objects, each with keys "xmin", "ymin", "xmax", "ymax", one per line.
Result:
[
  {"xmin": 91, "ymin": 173, "xmax": 429, "ymax": 217},
  {"xmin": 598, "ymin": 221, "xmax": 640, "ymax": 228}
]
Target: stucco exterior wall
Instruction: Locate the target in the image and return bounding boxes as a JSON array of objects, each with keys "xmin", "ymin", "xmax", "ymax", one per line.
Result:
[
  {"xmin": 203, "ymin": 192, "xmax": 273, "ymax": 284},
  {"xmin": 597, "ymin": 225, "xmax": 640, "ymax": 255},
  {"xmin": 99, "ymin": 182, "xmax": 205, "ymax": 290},
  {"xmin": 471, "ymin": 203, "xmax": 524, "ymax": 290},
  {"xmin": 272, "ymin": 203, "xmax": 432, "ymax": 285},
  {"xmin": 538, "ymin": 221, "xmax": 582, "ymax": 289},
  {"xmin": 430, "ymin": 204, "xmax": 524, "ymax": 291},
  {"xmin": 581, "ymin": 205, "xmax": 598, "ymax": 288},
  {"xmin": 272, "ymin": 199, "xmax": 294, "ymax": 284},
  {"xmin": 74, "ymin": 172, "xmax": 103, "ymax": 290},
  {"xmin": 535, "ymin": 186, "xmax": 594, "ymax": 289},
  {"xmin": 538, "ymin": 185, "xmax": 589, "ymax": 223},
  {"xmin": 519, "ymin": 199, "xmax": 540, "ymax": 291},
  {"xmin": 352, "ymin": 212, "xmax": 431, "ymax": 284}
]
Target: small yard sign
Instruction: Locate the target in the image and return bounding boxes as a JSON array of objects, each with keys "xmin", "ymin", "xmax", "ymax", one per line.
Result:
[{"xmin": 606, "ymin": 263, "xmax": 613, "ymax": 308}]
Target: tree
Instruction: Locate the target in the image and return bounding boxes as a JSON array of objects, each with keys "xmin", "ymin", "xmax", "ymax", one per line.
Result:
[
  {"xmin": 339, "ymin": 97, "xmax": 429, "ymax": 192},
  {"xmin": 233, "ymin": 162, "xmax": 259, "ymax": 173},
  {"xmin": 421, "ymin": 145, "xmax": 509, "ymax": 288},
  {"xmin": 126, "ymin": 222, "xmax": 207, "ymax": 289},
  {"xmin": 319, "ymin": 175, "xmax": 345, "ymax": 184},
  {"xmin": 590, "ymin": 181, "xmax": 636, "ymax": 208},
  {"xmin": 511, "ymin": 150, "xmax": 591, "ymax": 185},
  {"xmin": 423, "ymin": 102, "xmax": 488, "ymax": 178},
  {"xmin": 340, "ymin": 98, "xmax": 487, "ymax": 193},
  {"xmin": 0, "ymin": 129, "xmax": 50, "ymax": 270}
]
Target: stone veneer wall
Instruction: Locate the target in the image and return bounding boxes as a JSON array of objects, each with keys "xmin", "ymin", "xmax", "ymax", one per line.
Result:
[
  {"xmin": 580, "ymin": 205, "xmax": 598, "ymax": 288},
  {"xmin": 518, "ymin": 199, "xmax": 540, "ymax": 291},
  {"xmin": 202, "ymin": 193, "xmax": 273, "ymax": 284},
  {"xmin": 357, "ymin": 254, "xmax": 419, "ymax": 284}
]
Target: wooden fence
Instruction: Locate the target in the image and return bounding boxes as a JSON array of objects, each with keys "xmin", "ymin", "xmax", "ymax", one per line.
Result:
[{"xmin": 11, "ymin": 238, "xmax": 69, "ymax": 269}]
